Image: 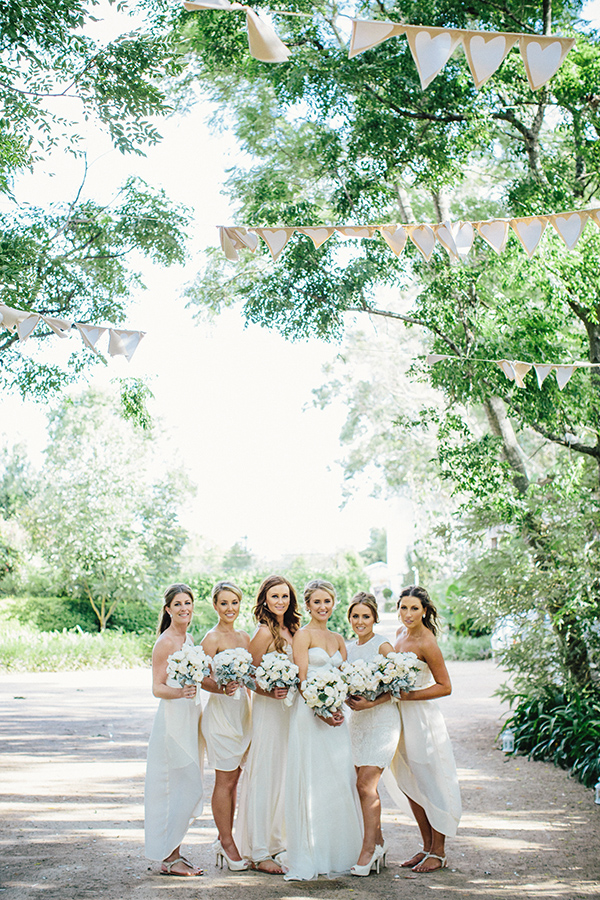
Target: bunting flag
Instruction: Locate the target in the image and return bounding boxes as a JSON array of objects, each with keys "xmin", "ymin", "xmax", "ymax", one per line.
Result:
[
  {"xmin": 426, "ymin": 353, "xmax": 600, "ymax": 391},
  {"xmin": 183, "ymin": 0, "xmax": 290, "ymax": 63},
  {"xmin": 218, "ymin": 206, "xmax": 600, "ymax": 262},
  {"xmin": 349, "ymin": 20, "xmax": 575, "ymax": 90},
  {"xmin": 0, "ymin": 303, "xmax": 145, "ymax": 361}
]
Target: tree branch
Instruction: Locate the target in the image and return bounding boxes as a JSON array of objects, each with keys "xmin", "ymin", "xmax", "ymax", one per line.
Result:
[{"xmin": 346, "ymin": 304, "xmax": 462, "ymax": 355}]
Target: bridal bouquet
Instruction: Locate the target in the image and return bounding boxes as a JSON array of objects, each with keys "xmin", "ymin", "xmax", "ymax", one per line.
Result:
[
  {"xmin": 212, "ymin": 647, "xmax": 256, "ymax": 698},
  {"xmin": 254, "ymin": 652, "xmax": 299, "ymax": 705},
  {"xmin": 166, "ymin": 643, "xmax": 212, "ymax": 704},
  {"xmin": 372, "ymin": 651, "xmax": 420, "ymax": 698},
  {"xmin": 302, "ymin": 668, "xmax": 348, "ymax": 719},
  {"xmin": 340, "ymin": 659, "xmax": 381, "ymax": 701}
]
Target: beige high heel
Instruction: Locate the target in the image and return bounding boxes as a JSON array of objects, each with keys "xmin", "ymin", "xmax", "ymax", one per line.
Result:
[{"xmin": 214, "ymin": 839, "xmax": 250, "ymax": 871}]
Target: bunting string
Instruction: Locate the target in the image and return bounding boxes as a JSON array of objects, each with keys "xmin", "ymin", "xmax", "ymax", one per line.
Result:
[
  {"xmin": 183, "ymin": 2, "xmax": 575, "ymax": 90},
  {"xmin": 0, "ymin": 304, "xmax": 146, "ymax": 362},
  {"xmin": 426, "ymin": 353, "xmax": 600, "ymax": 391},
  {"xmin": 218, "ymin": 207, "xmax": 600, "ymax": 262}
]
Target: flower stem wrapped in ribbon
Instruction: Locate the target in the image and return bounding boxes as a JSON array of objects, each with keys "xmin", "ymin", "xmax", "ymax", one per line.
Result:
[
  {"xmin": 166, "ymin": 643, "xmax": 212, "ymax": 704},
  {"xmin": 254, "ymin": 651, "xmax": 300, "ymax": 706},
  {"xmin": 340, "ymin": 659, "xmax": 382, "ymax": 701},
  {"xmin": 372, "ymin": 651, "xmax": 421, "ymax": 699},
  {"xmin": 212, "ymin": 647, "xmax": 256, "ymax": 699},
  {"xmin": 302, "ymin": 667, "xmax": 348, "ymax": 719}
]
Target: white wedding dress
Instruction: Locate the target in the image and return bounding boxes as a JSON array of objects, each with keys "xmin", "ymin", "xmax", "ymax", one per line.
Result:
[
  {"xmin": 284, "ymin": 647, "xmax": 363, "ymax": 880},
  {"xmin": 237, "ymin": 645, "xmax": 295, "ymax": 864},
  {"xmin": 385, "ymin": 659, "xmax": 462, "ymax": 837},
  {"xmin": 144, "ymin": 636, "xmax": 204, "ymax": 860},
  {"xmin": 201, "ymin": 685, "xmax": 251, "ymax": 772},
  {"xmin": 346, "ymin": 635, "xmax": 400, "ymax": 768}
]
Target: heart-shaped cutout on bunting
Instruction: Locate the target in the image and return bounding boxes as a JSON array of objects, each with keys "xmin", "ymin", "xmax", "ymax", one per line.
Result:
[
  {"xmin": 523, "ymin": 39, "xmax": 564, "ymax": 90},
  {"xmin": 414, "ymin": 30, "xmax": 454, "ymax": 85},
  {"xmin": 336, "ymin": 226, "xmax": 373, "ymax": 239},
  {"xmin": 511, "ymin": 217, "xmax": 546, "ymax": 257},
  {"xmin": 300, "ymin": 227, "xmax": 334, "ymax": 248},
  {"xmin": 349, "ymin": 20, "xmax": 397, "ymax": 57},
  {"xmin": 452, "ymin": 221, "xmax": 475, "ymax": 257},
  {"xmin": 465, "ymin": 34, "xmax": 509, "ymax": 87},
  {"xmin": 257, "ymin": 228, "xmax": 291, "ymax": 259},
  {"xmin": 435, "ymin": 223, "xmax": 459, "ymax": 258},
  {"xmin": 379, "ymin": 226, "xmax": 407, "ymax": 256},
  {"xmin": 476, "ymin": 220, "xmax": 509, "ymax": 253},
  {"xmin": 407, "ymin": 224, "xmax": 436, "ymax": 260},
  {"xmin": 551, "ymin": 213, "xmax": 586, "ymax": 249}
]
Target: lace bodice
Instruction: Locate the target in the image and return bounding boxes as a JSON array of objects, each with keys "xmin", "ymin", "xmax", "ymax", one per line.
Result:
[{"xmin": 346, "ymin": 634, "xmax": 389, "ymax": 664}]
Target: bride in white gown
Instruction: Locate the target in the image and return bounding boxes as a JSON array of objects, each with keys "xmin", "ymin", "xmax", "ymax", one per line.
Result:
[
  {"xmin": 284, "ymin": 580, "xmax": 363, "ymax": 881},
  {"xmin": 388, "ymin": 585, "xmax": 461, "ymax": 873},
  {"xmin": 237, "ymin": 575, "xmax": 301, "ymax": 873}
]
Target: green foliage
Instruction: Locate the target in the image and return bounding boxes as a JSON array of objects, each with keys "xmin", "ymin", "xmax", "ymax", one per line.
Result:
[
  {"xmin": 438, "ymin": 633, "xmax": 492, "ymax": 661},
  {"xmin": 118, "ymin": 378, "xmax": 155, "ymax": 430},
  {"xmin": 504, "ymin": 688, "xmax": 600, "ymax": 788},
  {"xmin": 360, "ymin": 527, "xmax": 387, "ymax": 565}
]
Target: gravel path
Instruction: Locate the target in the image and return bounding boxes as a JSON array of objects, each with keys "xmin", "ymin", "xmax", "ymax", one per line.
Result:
[{"xmin": 1, "ymin": 651, "xmax": 599, "ymax": 899}]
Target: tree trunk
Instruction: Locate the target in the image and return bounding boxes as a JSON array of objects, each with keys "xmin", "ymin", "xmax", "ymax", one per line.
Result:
[{"xmin": 483, "ymin": 396, "xmax": 529, "ymax": 494}]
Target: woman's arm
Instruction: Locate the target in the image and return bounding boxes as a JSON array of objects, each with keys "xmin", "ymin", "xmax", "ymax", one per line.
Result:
[
  {"xmin": 151, "ymin": 638, "xmax": 193, "ymax": 700},
  {"xmin": 400, "ymin": 637, "xmax": 451, "ymax": 702},
  {"xmin": 346, "ymin": 692, "xmax": 391, "ymax": 711},
  {"xmin": 293, "ymin": 629, "xmax": 311, "ymax": 684}
]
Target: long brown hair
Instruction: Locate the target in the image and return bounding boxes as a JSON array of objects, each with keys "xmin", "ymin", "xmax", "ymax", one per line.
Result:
[
  {"xmin": 254, "ymin": 575, "xmax": 300, "ymax": 653},
  {"xmin": 157, "ymin": 583, "xmax": 194, "ymax": 635},
  {"xmin": 397, "ymin": 585, "xmax": 439, "ymax": 636}
]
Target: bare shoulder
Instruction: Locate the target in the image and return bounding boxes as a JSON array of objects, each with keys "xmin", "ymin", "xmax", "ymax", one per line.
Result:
[
  {"xmin": 293, "ymin": 627, "xmax": 311, "ymax": 648},
  {"xmin": 201, "ymin": 629, "xmax": 219, "ymax": 654},
  {"xmin": 379, "ymin": 640, "xmax": 394, "ymax": 656},
  {"xmin": 237, "ymin": 630, "xmax": 251, "ymax": 649}
]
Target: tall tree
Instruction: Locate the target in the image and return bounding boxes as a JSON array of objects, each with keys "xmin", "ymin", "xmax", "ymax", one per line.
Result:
[{"xmin": 175, "ymin": 0, "xmax": 600, "ymax": 688}]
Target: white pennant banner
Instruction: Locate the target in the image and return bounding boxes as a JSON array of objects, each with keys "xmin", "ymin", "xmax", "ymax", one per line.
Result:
[
  {"xmin": 219, "ymin": 206, "xmax": 600, "ymax": 263},
  {"xmin": 0, "ymin": 303, "xmax": 144, "ymax": 361},
  {"xmin": 428, "ymin": 354, "xmax": 599, "ymax": 390}
]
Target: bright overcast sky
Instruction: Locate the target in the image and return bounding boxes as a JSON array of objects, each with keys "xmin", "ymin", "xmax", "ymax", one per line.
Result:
[{"xmin": 1, "ymin": 1, "xmax": 598, "ymax": 562}]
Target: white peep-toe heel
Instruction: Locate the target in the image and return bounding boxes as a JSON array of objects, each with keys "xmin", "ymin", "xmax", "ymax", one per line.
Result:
[
  {"xmin": 350, "ymin": 848, "xmax": 381, "ymax": 876},
  {"xmin": 214, "ymin": 839, "xmax": 250, "ymax": 871}
]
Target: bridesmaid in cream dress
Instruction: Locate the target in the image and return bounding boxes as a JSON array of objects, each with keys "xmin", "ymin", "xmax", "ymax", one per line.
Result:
[
  {"xmin": 200, "ymin": 581, "xmax": 252, "ymax": 871},
  {"xmin": 345, "ymin": 591, "xmax": 400, "ymax": 875},
  {"xmin": 237, "ymin": 575, "xmax": 301, "ymax": 873},
  {"xmin": 388, "ymin": 585, "xmax": 461, "ymax": 872},
  {"xmin": 144, "ymin": 584, "xmax": 203, "ymax": 877},
  {"xmin": 284, "ymin": 580, "xmax": 363, "ymax": 881}
]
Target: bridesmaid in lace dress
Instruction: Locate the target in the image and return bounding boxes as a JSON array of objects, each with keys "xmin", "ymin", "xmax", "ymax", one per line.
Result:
[
  {"xmin": 237, "ymin": 575, "xmax": 301, "ymax": 873},
  {"xmin": 284, "ymin": 580, "xmax": 363, "ymax": 881},
  {"xmin": 200, "ymin": 581, "xmax": 252, "ymax": 872},
  {"xmin": 389, "ymin": 585, "xmax": 461, "ymax": 872},
  {"xmin": 144, "ymin": 584, "xmax": 203, "ymax": 877},
  {"xmin": 345, "ymin": 591, "xmax": 400, "ymax": 875}
]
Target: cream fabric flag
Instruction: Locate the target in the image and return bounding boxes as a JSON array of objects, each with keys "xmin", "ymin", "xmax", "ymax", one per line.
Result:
[
  {"xmin": 520, "ymin": 35, "xmax": 575, "ymax": 90},
  {"xmin": 426, "ymin": 353, "xmax": 450, "ymax": 364},
  {"xmin": 533, "ymin": 363, "xmax": 554, "ymax": 388},
  {"xmin": 590, "ymin": 208, "xmax": 600, "ymax": 229},
  {"xmin": 41, "ymin": 315, "xmax": 73, "ymax": 338},
  {"xmin": 219, "ymin": 226, "xmax": 259, "ymax": 261},
  {"xmin": 404, "ymin": 25, "xmax": 463, "ymax": 89},
  {"xmin": 348, "ymin": 19, "xmax": 404, "ymax": 58},
  {"xmin": 510, "ymin": 216, "xmax": 547, "ymax": 257},
  {"xmin": 463, "ymin": 32, "xmax": 519, "ymax": 88},
  {"xmin": 0, "ymin": 304, "xmax": 31, "ymax": 332},
  {"xmin": 76, "ymin": 323, "xmax": 108, "ymax": 354},
  {"xmin": 452, "ymin": 221, "xmax": 475, "ymax": 258},
  {"xmin": 108, "ymin": 329, "xmax": 146, "ymax": 361},
  {"xmin": 434, "ymin": 222, "xmax": 459, "ymax": 259},
  {"xmin": 379, "ymin": 225, "xmax": 407, "ymax": 256},
  {"xmin": 253, "ymin": 227, "xmax": 295, "ymax": 260},
  {"xmin": 183, "ymin": 1, "xmax": 290, "ymax": 63},
  {"xmin": 497, "ymin": 360, "xmax": 532, "ymax": 387},
  {"xmin": 336, "ymin": 226, "xmax": 376, "ymax": 239},
  {"xmin": 17, "ymin": 314, "xmax": 40, "ymax": 341},
  {"xmin": 554, "ymin": 364, "xmax": 576, "ymax": 389},
  {"xmin": 407, "ymin": 224, "xmax": 436, "ymax": 260},
  {"xmin": 298, "ymin": 227, "xmax": 335, "ymax": 248},
  {"xmin": 549, "ymin": 211, "xmax": 589, "ymax": 249},
  {"xmin": 497, "ymin": 359, "xmax": 517, "ymax": 382},
  {"xmin": 475, "ymin": 219, "xmax": 510, "ymax": 253}
]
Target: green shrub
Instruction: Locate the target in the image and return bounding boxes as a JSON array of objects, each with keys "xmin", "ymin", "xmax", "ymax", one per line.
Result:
[
  {"xmin": 503, "ymin": 689, "xmax": 600, "ymax": 788},
  {"xmin": 7, "ymin": 593, "xmax": 159, "ymax": 634},
  {"xmin": 438, "ymin": 633, "xmax": 493, "ymax": 661}
]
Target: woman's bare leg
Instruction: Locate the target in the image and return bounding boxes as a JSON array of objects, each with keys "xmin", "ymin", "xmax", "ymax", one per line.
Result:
[
  {"xmin": 355, "ymin": 765, "xmax": 384, "ymax": 866},
  {"xmin": 212, "ymin": 768, "xmax": 242, "ymax": 860}
]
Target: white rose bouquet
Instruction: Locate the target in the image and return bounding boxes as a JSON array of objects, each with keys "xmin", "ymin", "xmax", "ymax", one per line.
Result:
[
  {"xmin": 254, "ymin": 652, "xmax": 300, "ymax": 706},
  {"xmin": 340, "ymin": 659, "xmax": 381, "ymax": 701},
  {"xmin": 372, "ymin": 651, "xmax": 420, "ymax": 698},
  {"xmin": 212, "ymin": 647, "xmax": 256, "ymax": 699},
  {"xmin": 302, "ymin": 667, "xmax": 348, "ymax": 719},
  {"xmin": 166, "ymin": 643, "xmax": 212, "ymax": 704}
]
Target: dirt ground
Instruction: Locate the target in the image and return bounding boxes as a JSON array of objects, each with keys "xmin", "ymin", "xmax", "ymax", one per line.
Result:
[{"xmin": 1, "ymin": 647, "xmax": 599, "ymax": 900}]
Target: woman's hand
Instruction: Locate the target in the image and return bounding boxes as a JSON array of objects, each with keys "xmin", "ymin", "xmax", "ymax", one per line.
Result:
[
  {"xmin": 182, "ymin": 684, "xmax": 197, "ymax": 699},
  {"xmin": 346, "ymin": 695, "xmax": 373, "ymax": 711},
  {"xmin": 273, "ymin": 686, "xmax": 289, "ymax": 700},
  {"xmin": 223, "ymin": 681, "xmax": 240, "ymax": 696},
  {"xmin": 323, "ymin": 709, "xmax": 344, "ymax": 727}
]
